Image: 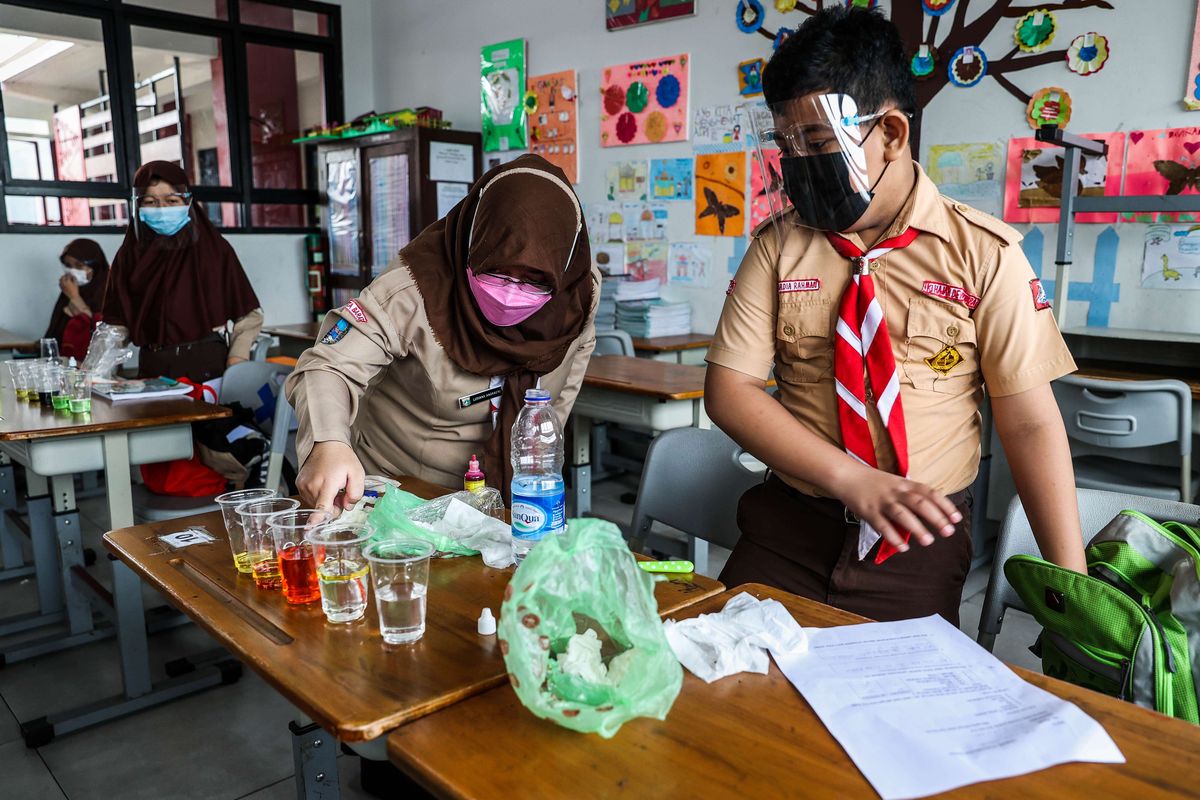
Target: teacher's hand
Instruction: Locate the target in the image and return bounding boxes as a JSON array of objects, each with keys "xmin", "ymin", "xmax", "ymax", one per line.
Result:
[{"xmin": 297, "ymin": 440, "xmax": 365, "ymax": 512}]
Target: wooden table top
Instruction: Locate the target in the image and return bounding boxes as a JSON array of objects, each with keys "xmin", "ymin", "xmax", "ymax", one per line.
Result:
[
  {"xmin": 0, "ymin": 328, "xmax": 38, "ymax": 351},
  {"xmin": 0, "ymin": 395, "xmax": 229, "ymax": 441},
  {"xmin": 389, "ymin": 583, "xmax": 1200, "ymax": 800},
  {"xmin": 102, "ymin": 475, "xmax": 722, "ymax": 742},
  {"xmin": 630, "ymin": 333, "xmax": 713, "ymax": 353},
  {"xmin": 584, "ymin": 355, "xmax": 708, "ymax": 401},
  {"xmin": 1073, "ymin": 361, "xmax": 1200, "ymax": 401},
  {"xmin": 264, "ymin": 321, "xmax": 321, "ymax": 342}
]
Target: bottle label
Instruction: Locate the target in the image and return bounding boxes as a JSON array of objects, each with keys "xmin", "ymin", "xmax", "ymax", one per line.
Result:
[
  {"xmin": 464, "ymin": 478, "xmax": 485, "ymax": 493},
  {"xmin": 511, "ymin": 490, "xmax": 565, "ymax": 540}
]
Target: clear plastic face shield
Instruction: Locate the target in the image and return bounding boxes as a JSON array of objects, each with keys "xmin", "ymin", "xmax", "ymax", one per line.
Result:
[
  {"xmin": 745, "ymin": 93, "xmax": 894, "ymax": 250},
  {"xmin": 131, "ymin": 187, "xmax": 194, "ymax": 240}
]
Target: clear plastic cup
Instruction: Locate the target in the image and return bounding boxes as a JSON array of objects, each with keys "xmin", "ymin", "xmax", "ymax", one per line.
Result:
[
  {"xmin": 365, "ymin": 538, "xmax": 434, "ymax": 645},
  {"xmin": 35, "ymin": 362, "xmax": 63, "ymax": 409},
  {"xmin": 39, "ymin": 338, "xmax": 59, "ymax": 363},
  {"xmin": 266, "ymin": 509, "xmax": 332, "ymax": 605},
  {"xmin": 236, "ymin": 497, "xmax": 300, "ymax": 590},
  {"xmin": 306, "ymin": 523, "xmax": 373, "ymax": 623},
  {"xmin": 5, "ymin": 360, "xmax": 31, "ymax": 402},
  {"xmin": 216, "ymin": 488, "xmax": 277, "ymax": 573},
  {"xmin": 67, "ymin": 369, "xmax": 93, "ymax": 414}
]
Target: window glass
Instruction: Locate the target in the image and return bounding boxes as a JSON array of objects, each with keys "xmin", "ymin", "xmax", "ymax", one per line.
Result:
[
  {"xmin": 240, "ymin": 2, "xmax": 329, "ymax": 36},
  {"xmin": 125, "ymin": 0, "xmax": 228, "ymax": 19}
]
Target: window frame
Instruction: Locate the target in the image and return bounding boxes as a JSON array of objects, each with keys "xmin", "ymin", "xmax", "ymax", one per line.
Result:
[{"xmin": 0, "ymin": 0, "xmax": 343, "ymax": 233}]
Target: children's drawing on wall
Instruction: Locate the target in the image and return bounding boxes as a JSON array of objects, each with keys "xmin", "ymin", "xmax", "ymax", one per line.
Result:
[
  {"xmin": 526, "ymin": 70, "xmax": 579, "ymax": 183},
  {"xmin": 606, "ymin": 0, "xmax": 696, "ymax": 31},
  {"xmin": 1142, "ymin": 224, "xmax": 1200, "ymax": 290},
  {"xmin": 483, "ymin": 150, "xmax": 527, "ymax": 172},
  {"xmin": 692, "ymin": 104, "xmax": 743, "ymax": 151},
  {"xmin": 1122, "ymin": 127, "xmax": 1200, "ymax": 223},
  {"xmin": 625, "ymin": 241, "xmax": 669, "ymax": 285},
  {"xmin": 587, "ymin": 201, "xmax": 627, "ymax": 243},
  {"xmin": 600, "ymin": 53, "xmax": 690, "ymax": 147},
  {"xmin": 749, "ymin": 148, "xmax": 784, "ymax": 229},
  {"xmin": 480, "ymin": 39, "xmax": 527, "ymax": 151},
  {"xmin": 606, "ymin": 161, "xmax": 649, "ymax": 202},
  {"xmin": 738, "ymin": 58, "xmax": 764, "ymax": 97},
  {"xmin": 592, "ymin": 243, "xmax": 628, "ymax": 277},
  {"xmin": 1003, "ymin": 133, "xmax": 1123, "ymax": 223},
  {"xmin": 668, "ymin": 242, "xmax": 711, "ymax": 287},
  {"xmin": 649, "ymin": 158, "xmax": 693, "ymax": 200},
  {"xmin": 621, "ymin": 202, "xmax": 669, "ymax": 241},
  {"xmin": 695, "ymin": 152, "xmax": 746, "ymax": 237},
  {"xmin": 926, "ymin": 142, "xmax": 1002, "ymax": 216}
]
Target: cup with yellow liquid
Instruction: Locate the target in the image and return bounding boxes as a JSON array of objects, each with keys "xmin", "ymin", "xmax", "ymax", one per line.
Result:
[
  {"xmin": 235, "ymin": 496, "xmax": 299, "ymax": 589},
  {"xmin": 306, "ymin": 523, "xmax": 373, "ymax": 623},
  {"xmin": 216, "ymin": 488, "xmax": 277, "ymax": 574}
]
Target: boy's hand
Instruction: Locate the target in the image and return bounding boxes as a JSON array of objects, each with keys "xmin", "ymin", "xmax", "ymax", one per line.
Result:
[
  {"xmin": 832, "ymin": 466, "xmax": 962, "ymax": 552},
  {"xmin": 297, "ymin": 440, "xmax": 365, "ymax": 512}
]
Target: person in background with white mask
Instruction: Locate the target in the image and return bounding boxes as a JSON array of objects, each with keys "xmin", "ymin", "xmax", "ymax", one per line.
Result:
[
  {"xmin": 286, "ymin": 155, "xmax": 598, "ymax": 511},
  {"xmin": 103, "ymin": 161, "xmax": 262, "ymax": 381},
  {"xmin": 44, "ymin": 238, "xmax": 110, "ymax": 359}
]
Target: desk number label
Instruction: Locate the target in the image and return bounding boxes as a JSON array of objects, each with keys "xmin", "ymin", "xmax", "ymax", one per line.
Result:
[{"xmin": 159, "ymin": 528, "xmax": 217, "ymax": 550}]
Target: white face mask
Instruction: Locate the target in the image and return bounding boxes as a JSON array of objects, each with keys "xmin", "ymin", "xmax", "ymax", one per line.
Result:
[{"xmin": 64, "ymin": 267, "xmax": 90, "ymax": 286}]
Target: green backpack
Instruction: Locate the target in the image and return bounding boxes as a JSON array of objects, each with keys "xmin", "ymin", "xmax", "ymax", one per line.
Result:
[{"xmin": 1005, "ymin": 510, "xmax": 1200, "ymax": 724}]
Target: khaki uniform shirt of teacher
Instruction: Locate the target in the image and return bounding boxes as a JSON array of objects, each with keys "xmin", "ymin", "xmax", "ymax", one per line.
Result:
[
  {"xmin": 708, "ymin": 163, "xmax": 1076, "ymax": 497},
  {"xmin": 286, "ymin": 259, "xmax": 600, "ymax": 489}
]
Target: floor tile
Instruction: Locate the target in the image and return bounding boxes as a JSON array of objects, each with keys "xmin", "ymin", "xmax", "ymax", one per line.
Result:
[
  {"xmin": 0, "ymin": 695, "xmax": 20, "ymax": 747},
  {"xmin": 0, "ymin": 739, "xmax": 65, "ymax": 799}
]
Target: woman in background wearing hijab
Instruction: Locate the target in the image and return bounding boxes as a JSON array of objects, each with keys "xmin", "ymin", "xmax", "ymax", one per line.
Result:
[
  {"xmin": 45, "ymin": 238, "xmax": 110, "ymax": 359},
  {"xmin": 285, "ymin": 155, "xmax": 598, "ymax": 509},
  {"xmin": 103, "ymin": 161, "xmax": 263, "ymax": 381}
]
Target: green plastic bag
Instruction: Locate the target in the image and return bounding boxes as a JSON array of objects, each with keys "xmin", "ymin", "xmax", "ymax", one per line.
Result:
[
  {"xmin": 366, "ymin": 488, "xmax": 476, "ymax": 556},
  {"xmin": 498, "ymin": 518, "xmax": 683, "ymax": 738}
]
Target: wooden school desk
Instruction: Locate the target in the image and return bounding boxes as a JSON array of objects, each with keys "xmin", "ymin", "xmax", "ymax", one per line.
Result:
[
  {"xmin": 0, "ymin": 327, "xmax": 39, "ymax": 353},
  {"xmin": 1072, "ymin": 361, "xmax": 1200, "ymax": 401},
  {"xmin": 103, "ymin": 476, "xmax": 722, "ymax": 796},
  {"xmin": 631, "ymin": 332, "xmax": 712, "ymax": 364},
  {"xmin": 1, "ymin": 396, "xmax": 232, "ymax": 746},
  {"xmin": 264, "ymin": 321, "xmax": 320, "ymax": 358},
  {"xmin": 389, "ymin": 583, "xmax": 1200, "ymax": 800}
]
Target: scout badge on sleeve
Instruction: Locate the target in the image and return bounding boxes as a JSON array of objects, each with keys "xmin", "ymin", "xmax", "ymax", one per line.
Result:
[
  {"xmin": 321, "ymin": 318, "xmax": 350, "ymax": 345},
  {"xmin": 1030, "ymin": 278, "xmax": 1052, "ymax": 310}
]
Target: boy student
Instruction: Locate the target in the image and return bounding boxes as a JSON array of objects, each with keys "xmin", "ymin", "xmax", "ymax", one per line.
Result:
[{"xmin": 705, "ymin": 6, "xmax": 1086, "ymax": 625}]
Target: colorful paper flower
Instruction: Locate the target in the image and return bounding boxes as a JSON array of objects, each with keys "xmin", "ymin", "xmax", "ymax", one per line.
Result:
[
  {"xmin": 948, "ymin": 46, "xmax": 987, "ymax": 88},
  {"xmin": 625, "ymin": 81, "xmax": 649, "ymax": 114},
  {"xmin": 910, "ymin": 45, "xmax": 938, "ymax": 80},
  {"xmin": 1067, "ymin": 32, "xmax": 1110, "ymax": 76},
  {"xmin": 774, "ymin": 26, "xmax": 796, "ymax": 50},
  {"xmin": 736, "ymin": 0, "xmax": 764, "ymax": 33},
  {"xmin": 845, "ymin": 0, "xmax": 877, "ymax": 7},
  {"xmin": 522, "ymin": 91, "xmax": 538, "ymax": 115},
  {"xmin": 1026, "ymin": 86, "xmax": 1072, "ymax": 130},
  {"xmin": 922, "ymin": 0, "xmax": 956, "ymax": 16},
  {"xmin": 1014, "ymin": 9, "xmax": 1056, "ymax": 53},
  {"xmin": 775, "ymin": 0, "xmax": 797, "ymax": 10},
  {"xmin": 656, "ymin": 74, "xmax": 682, "ymax": 108}
]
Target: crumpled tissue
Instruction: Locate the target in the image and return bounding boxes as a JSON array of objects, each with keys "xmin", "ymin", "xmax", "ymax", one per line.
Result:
[
  {"xmin": 411, "ymin": 496, "xmax": 515, "ymax": 568},
  {"xmin": 663, "ymin": 592, "xmax": 808, "ymax": 683},
  {"xmin": 557, "ymin": 629, "xmax": 641, "ymax": 688}
]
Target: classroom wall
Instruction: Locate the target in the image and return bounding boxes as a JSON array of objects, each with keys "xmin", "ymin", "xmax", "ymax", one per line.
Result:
[{"xmin": 369, "ymin": 0, "xmax": 1200, "ymax": 335}]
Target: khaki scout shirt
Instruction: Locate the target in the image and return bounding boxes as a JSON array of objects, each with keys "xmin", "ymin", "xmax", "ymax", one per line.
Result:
[
  {"xmin": 285, "ymin": 259, "xmax": 600, "ymax": 488},
  {"xmin": 708, "ymin": 163, "xmax": 1076, "ymax": 497}
]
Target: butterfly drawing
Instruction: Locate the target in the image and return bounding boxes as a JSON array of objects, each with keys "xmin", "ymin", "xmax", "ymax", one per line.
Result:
[
  {"xmin": 757, "ymin": 162, "xmax": 783, "ymax": 197},
  {"xmin": 1031, "ymin": 155, "xmax": 1091, "ymax": 199},
  {"xmin": 699, "ymin": 187, "xmax": 741, "ymax": 234},
  {"xmin": 1153, "ymin": 160, "xmax": 1200, "ymax": 195}
]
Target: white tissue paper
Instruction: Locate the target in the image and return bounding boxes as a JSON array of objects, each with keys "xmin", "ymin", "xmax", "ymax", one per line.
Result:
[
  {"xmin": 415, "ymin": 497, "xmax": 515, "ymax": 568},
  {"xmin": 557, "ymin": 629, "xmax": 641, "ymax": 688},
  {"xmin": 663, "ymin": 592, "xmax": 808, "ymax": 683}
]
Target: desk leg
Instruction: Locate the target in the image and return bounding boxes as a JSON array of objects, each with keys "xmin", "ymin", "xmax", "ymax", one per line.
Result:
[
  {"xmin": 693, "ymin": 399, "xmax": 712, "ymax": 430},
  {"xmin": 50, "ymin": 474, "xmax": 92, "ymax": 636},
  {"xmin": 570, "ymin": 415, "xmax": 592, "ymax": 518},
  {"xmin": 24, "ymin": 472, "xmax": 62, "ymax": 615},
  {"xmin": 0, "ymin": 457, "xmax": 33, "ymax": 582},
  {"xmin": 290, "ymin": 721, "xmax": 341, "ymax": 800}
]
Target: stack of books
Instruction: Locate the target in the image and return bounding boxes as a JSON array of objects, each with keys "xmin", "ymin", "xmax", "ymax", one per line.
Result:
[
  {"xmin": 597, "ymin": 276, "xmax": 624, "ymax": 330},
  {"xmin": 615, "ymin": 299, "xmax": 692, "ymax": 339},
  {"xmin": 613, "ymin": 279, "xmax": 662, "ymax": 303}
]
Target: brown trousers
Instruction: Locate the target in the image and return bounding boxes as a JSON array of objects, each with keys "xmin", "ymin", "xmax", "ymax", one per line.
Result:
[
  {"xmin": 139, "ymin": 334, "xmax": 228, "ymax": 383},
  {"xmin": 719, "ymin": 475, "xmax": 974, "ymax": 626}
]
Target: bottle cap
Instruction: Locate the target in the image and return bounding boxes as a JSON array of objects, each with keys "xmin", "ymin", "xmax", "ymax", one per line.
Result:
[
  {"xmin": 524, "ymin": 388, "xmax": 552, "ymax": 403},
  {"xmin": 468, "ymin": 454, "xmax": 481, "ymax": 472},
  {"xmin": 477, "ymin": 607, "xmax": 497, "ymax": 636}
]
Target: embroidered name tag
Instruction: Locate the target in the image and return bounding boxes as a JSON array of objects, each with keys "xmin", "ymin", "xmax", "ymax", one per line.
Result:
[
  {"xmin": 778, "ymin": 278, "xmax": 821, "ymax": 294},
  {"xmin": 343, "ymin": 299, "xmax": 369, "ymax": 324},
  {"xmin": 458, "ymin": 385, "xmax": 504, "ymax": 409},
  {"xmin": 1030, "ymin": 278, "xmax": 1052, "ymax": 311},
  {"xmin": 921, "ymin": 280, "xmax": 980, "ymax": 309}
]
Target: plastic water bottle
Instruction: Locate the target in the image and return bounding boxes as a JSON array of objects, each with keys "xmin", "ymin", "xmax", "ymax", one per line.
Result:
[{"xmin": 510, "ymin": 388, "xmax": 566, "ymax": 564}]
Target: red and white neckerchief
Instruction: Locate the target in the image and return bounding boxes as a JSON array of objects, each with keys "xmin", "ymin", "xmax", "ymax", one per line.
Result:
[{"xmin": 825, "ymin": 228, "xmax": 918, "ymax": 564}]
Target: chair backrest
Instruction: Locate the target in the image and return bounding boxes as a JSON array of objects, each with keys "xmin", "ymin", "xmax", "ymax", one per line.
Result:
[
  {"xmin": 629, "ymin": 426, "xmax": 763, "ymax": 553},
  {"xmin": 1052, "ymin": 375, "xmax": 1192, "ymax": 455},
  {"xmin": 594, "ymin": 329, "xmax": 635, "ymax": 357},
  {"xmin": 249, "ymin": 333, "xmax": 273, "ymax": 362},
  {"xmin": 976, "ymin": 488, "xmax": 1200, "ymax": 651},
  {"xmin": 218, "ymin": 361, "xmax": 294, "ymax": 492}
]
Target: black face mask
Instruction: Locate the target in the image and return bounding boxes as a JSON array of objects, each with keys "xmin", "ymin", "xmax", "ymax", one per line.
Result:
[{"xmin": 779, "ymin": 119, "xmax": 889, "ymax": 232}]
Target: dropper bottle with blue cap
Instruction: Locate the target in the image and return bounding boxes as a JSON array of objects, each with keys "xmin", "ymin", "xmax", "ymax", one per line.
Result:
[{"xmin": 510, "ymin": 387, "xmax": 566, "ymax": 564}]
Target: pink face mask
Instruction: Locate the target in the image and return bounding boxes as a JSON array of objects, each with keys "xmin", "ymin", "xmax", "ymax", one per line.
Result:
[{"xmin": 466, "ymin": 269, "xmax": 553, "ymax": 327}]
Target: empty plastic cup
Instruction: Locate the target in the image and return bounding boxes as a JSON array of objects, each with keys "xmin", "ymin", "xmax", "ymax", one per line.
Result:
[
  {"xmin": 365, "ymin": 539, "xmax": 434, "ymax": 644},
  {"xmin": 236, "ymin": 497, "xmax": 300, "ymax": 590},
  {"xmin": 306, "ymin": 523, "xmax": 373, "ymax": 623},
  {"xmin": 216, "ymin": 488, "xmax": 277, "ymax": 573}
]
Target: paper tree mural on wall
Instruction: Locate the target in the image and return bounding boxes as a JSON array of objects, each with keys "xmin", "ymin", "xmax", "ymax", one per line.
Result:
[{"xmin": 741, "ymin": 0, "xmax": 1115, "ymax": 152}]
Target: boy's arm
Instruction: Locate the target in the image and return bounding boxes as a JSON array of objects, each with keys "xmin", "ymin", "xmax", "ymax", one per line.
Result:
[
  {"xmin": 991, "ymin": 383, "xmax": 1087, "ymax": 572},
  {"xmin": 706, "ymin": 365, "xmax": 960, "ymax": 551}
]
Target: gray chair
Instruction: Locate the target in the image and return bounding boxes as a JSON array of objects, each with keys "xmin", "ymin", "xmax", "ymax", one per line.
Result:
[
  {"xmin": 628, "ymin": 426, "xmax": 764, "ymax": 576},
  {"xmin": 249, "ymin": 333, "xmax": 273, "ymax": 362},
  {"xmin": 132, "ymin": 361, "xmax": 295, "ymax": 522},
  {"xmin": 594, "ymin": 329, "xmax": 634, "ymax": 357},
  {"xmin": 976, "ymin": 488, "xmax": 1200, "ymax": 652},
  {"xmin": 1052, "ymin": 375, "xmax": 1197, "ymax": 503}
]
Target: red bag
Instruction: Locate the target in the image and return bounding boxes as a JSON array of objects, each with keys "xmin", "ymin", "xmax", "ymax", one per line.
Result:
[
  {"xmin": 176, "ymin": 377, "xmax": 219, "ymax": 403},
  {"xmin": 141, "ymin": 456, "xmax": 226, "ymax": 498}
]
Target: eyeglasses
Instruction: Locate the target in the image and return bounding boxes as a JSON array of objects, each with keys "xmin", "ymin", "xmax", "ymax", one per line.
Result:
[
  {"xmin": 474, "ymin": 273, "xmax": 552, "ymax": 295},
  {"xmin": 765, "ymin": 109, "xmax": 912, "ymax": 158},
  {"xmin": 137, "ymin": 192, "xmax": 192, "ymax": 208}
]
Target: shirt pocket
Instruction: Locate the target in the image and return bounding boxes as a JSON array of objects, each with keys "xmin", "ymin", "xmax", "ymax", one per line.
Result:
[
  {"xmin": 775, "ymin": 299, "xmax": 833, "ymax": 385},
  {"xmin": 902, "ymin": 298, "xmax": 979, "ymax": 394}
]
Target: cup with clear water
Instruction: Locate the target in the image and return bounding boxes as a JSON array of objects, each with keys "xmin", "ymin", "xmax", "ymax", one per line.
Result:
[
  {"xmin": 306, "ymin": 523, "xmax": 373, "ymax": 623},
  {"xmin": 365, "ymin": 538, "xmax": 434, "ymax": 644}
]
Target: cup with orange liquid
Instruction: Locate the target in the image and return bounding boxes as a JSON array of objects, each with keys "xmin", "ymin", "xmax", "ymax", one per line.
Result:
[
  {"xmin": 236, "ymin": 497, "xmax": 300, "ymax": 590},
  {"xmin": 266, "ymin": 508, "xmax": 332, "ymax": 605}
]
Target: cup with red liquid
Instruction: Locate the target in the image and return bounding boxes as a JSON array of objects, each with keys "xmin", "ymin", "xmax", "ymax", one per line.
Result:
[
  {"xmin": 236, "ymin": 497, "xmax": 300, "ymax": 591},
  {"xmin": 266, "ymin": 508, "xmax": 332, "ymax": 605}
]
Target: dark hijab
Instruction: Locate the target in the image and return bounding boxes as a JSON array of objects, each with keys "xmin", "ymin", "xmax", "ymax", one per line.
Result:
[
  {"xmin": 399, "ymin": 154, "xmax": 593, "ymax": 498},
  {"xmin": 44, "ymin": 239, "xmax": 110, "ymax": 343},
  {"xmin": 102, "ymin": 161, "xmax": 260, "ymax": 347}
]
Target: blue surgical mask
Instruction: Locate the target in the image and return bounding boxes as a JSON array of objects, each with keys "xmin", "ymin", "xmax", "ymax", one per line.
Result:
[{"xmin": 139, "ymin": 206, "xmax": 191, "ymax": 236}]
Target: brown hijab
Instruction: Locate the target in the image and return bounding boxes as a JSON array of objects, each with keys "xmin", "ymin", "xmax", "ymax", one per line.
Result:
[
  {"xmin": 102, "ymin": 161, "xmax": 260, "ymax": 347},
  {"xmin": 400, "ymin": 154, "xmax": 593, "ymax": 499},
  {"xmin": 44, "ymin": 239, "xmax": 110, "ymax": 343}
]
